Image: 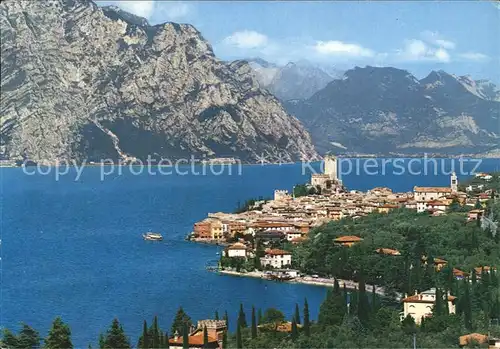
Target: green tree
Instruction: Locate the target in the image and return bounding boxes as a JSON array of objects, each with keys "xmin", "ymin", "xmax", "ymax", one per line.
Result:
[
  {"xmin": 222, "ymin": 331, "xmax": 227, "ymax": 349},
  {"xmin": 290, "ymin": 319, "xmax": 298, "ymax": 341},
  {"xmin": 236, "ymin": 324, "xmax": 242, "ymax": 349},
  {"xmin": 463, "ymin": 281, "xmax": 473, "ymax": 331},
  {"xmin": 182, "ymin": 323, "xmax": 189, "ymax": 349},
  {"xmin": 2, "ymin": 328, "xmax": 19, "ymax": 348},
  {"xmin": 257, "ymin": 309, "xmax": 263, "ymax": 325},
  {"xmin": 152, "ymin": 316, "xmax": 160, "ymax": 349},
  {"xmin": 237, "ymin": 304, "xmax": 247, "ymax": 328},
  {"xmin": 303, "ymin": 298, "xmax": 310, "ymax": 337},
  {"xmin": 202, "ymin": 326, "xmax": 208, "ymax": 349},
  {"xmin": 251, "ymin": 306, "xmax": 257, "ymax": 339},
  {"xmin": 18, "ymin": 324, "xmax": 41, "ymax": 349},
  {"xmin": 171, "ymin": 308, "xmax": 192, "ymax": 338},
  {"xmin": 433, "ymin": 288, "xmax": 445, "ymax": 317},
  {"xmin": 100, "ymin": 318, "xmax": 131, "ymax": 349},
  {"xmin": 138, "ymin": 320, "xmax": 149, "ymax": 349},
  {"xmin": 223, "ymin": 311, "xmax": 229, "ymax": 332},
  {"xmin": 261, "ymin": 308, "xmax": 285, "ymax": 330},
  {"xmin": 318, "ymin": 279, "xmax": 346, "ymax": 327},
  {"xmin": 357, "ymin": 275, "xmax": 371, "ymax": 326},
  {"xmin": 294, "ymin": 303, "xmax": 301, "ymax": 324},
  {"xmin": 44, "ymin": 317, "xmax": 73, "ymax": 349},
  {"xmin": 214, "ymin": 311, "xmax": 219, "ymax": 321}
]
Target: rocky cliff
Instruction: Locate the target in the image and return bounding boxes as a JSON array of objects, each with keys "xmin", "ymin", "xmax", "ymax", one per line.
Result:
[
  {"xmin": 0, "ymin": 0, "xmax": 318, "ymax": 163},
  {"xmin": 285, "ymin": 66, "xmax": 500, "ymax": 155}
]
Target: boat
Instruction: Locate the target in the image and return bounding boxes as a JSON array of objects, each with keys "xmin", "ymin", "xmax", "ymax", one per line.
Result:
[{"xmin": 143, "ymin": 232, "xmax": 163, "ymax": 241}]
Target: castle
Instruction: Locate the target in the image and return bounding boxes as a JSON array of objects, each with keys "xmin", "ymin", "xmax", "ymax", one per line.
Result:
[{"xmin": 310, "ymin": 155, "xmax": 343, "ymax": 192}]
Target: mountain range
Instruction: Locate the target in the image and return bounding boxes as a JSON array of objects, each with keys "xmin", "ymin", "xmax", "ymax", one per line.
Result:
[
  {"xmin": 0, "ymin": 0, "xmax": 318, "ymax": 164},
  {"xmin": 245, "ymin": 59, "xmax": 343, "ymax": 101},
  {"xmin": 284, "ymin": 66, "xmax": 499, "ymax": 155}
]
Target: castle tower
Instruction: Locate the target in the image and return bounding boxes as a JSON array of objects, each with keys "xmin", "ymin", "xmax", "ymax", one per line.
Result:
[
  {"xmin": 324, "ymin": 155, "xmax": 338, "ymax": 181},
  {"xmin": 451, "ymin": 172, "xmax": 458, "ymax": 192}
]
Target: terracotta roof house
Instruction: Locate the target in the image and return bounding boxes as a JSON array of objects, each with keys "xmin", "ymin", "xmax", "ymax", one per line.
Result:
[
  {"xmin": 169, "ymin": 332, "xmax": 219, "ymax": 349},
  {"xmin": 458, "ymin": 333, "xmax": 488, "ymax": 347},
  {"xmin": 376, "ymin": 248, "xmax": 401, "ymax": 256},
  {"xmin": 334, "ymin": 235, "xmax": 363, "ymax": 247}
]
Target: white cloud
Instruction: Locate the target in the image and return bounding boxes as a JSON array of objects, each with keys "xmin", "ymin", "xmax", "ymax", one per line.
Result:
[
  {"xmin": 157, "ymin": 2, "xmax": 192, "ymax": 21},
  {"xmin": 459, "ymin": 52, "xmax": 490, "ymax": 61},
  {"xmin": 99, "ymin": 1, "xmax": 192, "ymax": 21},
  {"xmin": 435, "ymin": 48, "xmax": 451, "ymax": 63},
  {"xmin": 313, "ymin": 40, "xmax": 374, "ymax": 57},
  {"xmin": 398, "ymin": 39, "xmax": 451, "ymax": 63},
  {"xmin": 113, "ymin": 1, "xmax": 155, "ymax": 18},
  {"xmin": 223, "ymin": 31, "xmax": 269, "ymax": 49},
  {"xmin": 421, "ymin": 30, "xmax": 456, "ymax": 50}
]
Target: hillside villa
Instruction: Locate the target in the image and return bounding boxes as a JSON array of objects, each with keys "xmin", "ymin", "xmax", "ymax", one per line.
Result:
[{"xmin": 401, "ymin": 288, "xmax": 456, "ymax": 324}]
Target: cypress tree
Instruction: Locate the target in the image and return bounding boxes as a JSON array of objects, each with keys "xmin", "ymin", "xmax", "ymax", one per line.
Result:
[
  {"xmin": 357, "ymin": 274, "xmax": 370, "ymax": 326},
  {"xmin": 291, "ymin": 318, "xmax": 298, "ymax": 341},
  {"xmin": 303, "ymin": 298, "xmax": 310, "ymax": 337},
  {"xmin": 464, "ymin": 281, "xmax": 473, "ymax": 330},
  {"xmin": 238, "ymin": 303, "xmax": 247, "ymax": 328},
  {"xmin": 318, "ymin": 279, "xmax": 346, "ymax": 327},
  {"xmin": 251, "ymin": 306, "xmax": 257, "ymax": 339},
  {"xmin": 257, "ymin": 309, "xmax": 263, "ymax": 325},
  {"xmin": 159, "ymin": 330, "xmax": 164, "ymax": 349},
  {"xmin": 203, "ymin": 326, "xmax": 208, "ymax": 348},
  {"xmin": 215, "ymin": 311, "xmax": 219, "ymax": 321},
  {"xmin": 140, "ymin": 320, "xmax": 149, "ymax": 349},
  {"xmin": 152, "ymin": 316, "xmax": 159, "ymax": 349},
  {"xmin": 223, "ymin": 311, "xmax": 229, "ymax": 332},
  {"xmin": 182, "ymin": 323, "xmax": 189, "ymax": 349},
  {"xmin": 44, "ymin": 317, "xmax": 73, "ymax": 349},
  {"xmin": 433, "ymin": 288, "xmax": 445, "ymax": 316},
  {"xmin": 222, "ymin": 331, "xmax": 227, "ymax": 349},
  {"xmin": 294, "ymin": 303, "xmax": 301, "ymax": 324},
  {"xmin": 236, "ymin": 324, "xmax": 243, "ymax": 349},
  {"xmin": 350, "ymin": 287, "xmax": 358, "ymax": 314}
]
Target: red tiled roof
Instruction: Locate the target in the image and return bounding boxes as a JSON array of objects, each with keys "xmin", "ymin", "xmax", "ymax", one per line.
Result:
[
  {"xmin": 414, "ymin": 187, "xmax": 452, "ymax": 193},
  {"xmin": 265, "ymin": 248, "xmax": 291, "ymax": 256},
  {"xmin": 169, "ymin": 333, "xmax": 218, "ymax": 346},
  {"xmin": 402, "ymin": 294, "xmax": 456, "ymax": 303},
  {"xmin": 334, "ymin": 235, "xmax": 363, "ymax": 242}
]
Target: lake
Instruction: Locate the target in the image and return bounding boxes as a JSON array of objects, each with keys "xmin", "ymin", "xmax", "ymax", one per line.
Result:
[{"xmin": 1, "ymin": 158, "xmax": 498, "ymax": 346}]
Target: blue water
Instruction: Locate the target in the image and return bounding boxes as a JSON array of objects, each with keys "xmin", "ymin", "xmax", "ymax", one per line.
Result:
[{"xmin": 1, "ymin": 159, "xmax": 498, "ymax": 346}]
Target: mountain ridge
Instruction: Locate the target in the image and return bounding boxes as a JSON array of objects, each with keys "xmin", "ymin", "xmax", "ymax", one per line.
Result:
[
  {"xmin": 0, "ymin": 0, "xmax": 318, "ymax": 163},
  {"xmin": 285, "ymin": 65, "xmax": 499, "ymax": 156}
]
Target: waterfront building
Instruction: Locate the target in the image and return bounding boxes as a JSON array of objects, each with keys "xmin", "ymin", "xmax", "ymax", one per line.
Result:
[
  {"xmin": 401, "ymin": 288, "xmax": 456, "ymax": 324},
  {"xmin": 260, "ymin": 249, "xmax": 292, "ymax": 269},
  {"xmin": 224, "ymin": 242, "xmax": 252, "ymax": 258}
]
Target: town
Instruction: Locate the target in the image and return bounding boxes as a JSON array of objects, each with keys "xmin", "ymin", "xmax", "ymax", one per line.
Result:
[{"xmin": 189, "ymin": 156, "xmax": 495, "ymax": 276}]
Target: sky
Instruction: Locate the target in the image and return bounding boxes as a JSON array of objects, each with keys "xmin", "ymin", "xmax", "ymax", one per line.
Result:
[{"xmin": 97, "ymin": 1, "xmax": 500, "ymax": 82}]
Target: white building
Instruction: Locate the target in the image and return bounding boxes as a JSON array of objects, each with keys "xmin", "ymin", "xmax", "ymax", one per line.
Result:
[
  {"xmin": 260, "ymin": 249, "xmax": 292, "ymax": 269},
  {"xmin": 285, "ymin": 231, "xmax": 304, "ymax": 241},
  {"xmin": 401, "ymin": 288, "xmax": 456, "ymax": 324},
  {"xmin": 225, "ymin": 242, "xmax": 250, "ymax": 258}
]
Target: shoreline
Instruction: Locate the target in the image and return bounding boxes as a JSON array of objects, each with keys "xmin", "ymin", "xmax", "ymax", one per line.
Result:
[{"xmin": 216, "ymin": 269, "xmax": 401, "ymax": 299}]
